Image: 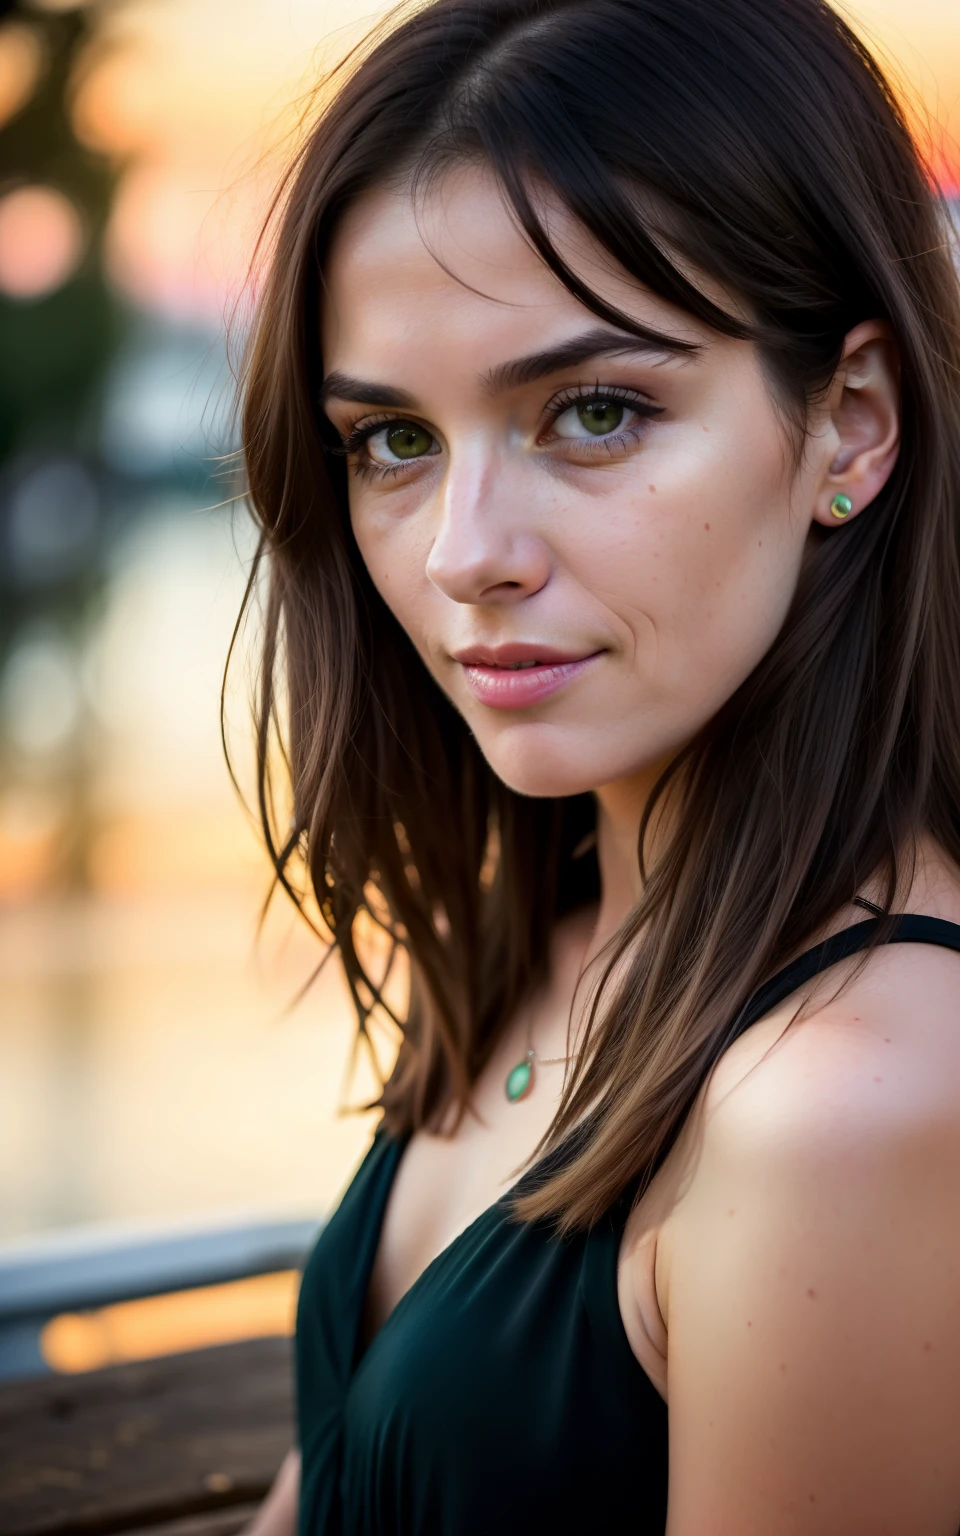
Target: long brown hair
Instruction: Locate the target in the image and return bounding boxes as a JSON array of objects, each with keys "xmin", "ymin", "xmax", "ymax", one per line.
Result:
[{"xmin": 235, "ymin": 0, "xmax": 960, "ymax": 1231}]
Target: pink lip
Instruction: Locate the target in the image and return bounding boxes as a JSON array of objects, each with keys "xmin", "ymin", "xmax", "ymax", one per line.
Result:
[{"xmin": 452, "ymin": 643, "xmax": 604, "ymax": 710}]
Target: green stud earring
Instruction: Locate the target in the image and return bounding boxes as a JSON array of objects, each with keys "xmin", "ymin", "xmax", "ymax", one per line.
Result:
[{"xmin": 830, "ymin": 493, "xmax": 853, "ymax": 520}]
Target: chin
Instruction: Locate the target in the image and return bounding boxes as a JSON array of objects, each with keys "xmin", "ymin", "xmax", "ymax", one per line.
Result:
[{"xmin": 476, "ymin": 729, "xmax": 622, "ymax": 801}]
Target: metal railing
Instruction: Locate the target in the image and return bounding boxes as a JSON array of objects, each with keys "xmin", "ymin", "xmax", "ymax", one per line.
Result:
[{"xmin": 0, "ymin": 1215, "xmax": 321, "ymax": 1379}]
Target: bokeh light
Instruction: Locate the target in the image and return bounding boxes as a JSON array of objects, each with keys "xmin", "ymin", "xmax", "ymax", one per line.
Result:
[
  {"xmin": 0, "ymin": 22, "xmax": 45, "ymax": 130},
  {"xmin": 0, "ymin": 184, "xmax": 85, "ymax": 300},
  {"xmin": 8, "ymin": 459, "xmax": 100, "ymax": 586}
]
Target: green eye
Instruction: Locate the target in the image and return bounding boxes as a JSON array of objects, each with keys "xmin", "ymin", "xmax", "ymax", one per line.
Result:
[
  {"xmin": 385, "ymin": 422, "xmax": 434, "ymax": 459},
  {"xmin": 576, "ymin": 400, "xmax": 625, "ymax": 435}
]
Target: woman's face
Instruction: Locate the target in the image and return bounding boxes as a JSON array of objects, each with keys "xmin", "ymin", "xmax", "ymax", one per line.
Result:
[{"xmin": 321, "ymin": 166, "xmax": 828, "ymax": 800}]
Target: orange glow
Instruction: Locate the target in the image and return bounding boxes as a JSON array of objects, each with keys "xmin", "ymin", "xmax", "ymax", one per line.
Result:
[
  {"xmin": 842, "ymin": 1, "xmax": 960, "ymax": 194},
  {"xmin": 42, "ymin": 1270, "xmax": 300, "ymax": 1372},
  {"xmin": 88, "ymin": 808, "xmax": 267, "ymax": 897},
  {"xmin": 0, "ymin": 805, "xmax": 266, "ymax": 903},
  {"xmin": 0, "ymin": 791, "xmax": 60, "ymax": 902}
]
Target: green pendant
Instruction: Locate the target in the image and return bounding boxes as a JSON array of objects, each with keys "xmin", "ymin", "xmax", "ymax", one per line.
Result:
[{"xmin": 505, "ymin": 1054, "xmax": 534, "ymax": 1102}]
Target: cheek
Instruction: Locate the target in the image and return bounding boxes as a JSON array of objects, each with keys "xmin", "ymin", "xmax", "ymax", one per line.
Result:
[
  {"xmin": 569, "ymin": 451, "xmax": 802, "ymax": 700},
  {"xmin": 351, "ymin": 504, "xmax": 437, "ymax": 651}
]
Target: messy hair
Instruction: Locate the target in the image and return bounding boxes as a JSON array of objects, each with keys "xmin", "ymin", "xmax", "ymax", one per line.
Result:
[{"xmin": 237, "ymin": 0, "xmax": 960, "ymax": 1229}]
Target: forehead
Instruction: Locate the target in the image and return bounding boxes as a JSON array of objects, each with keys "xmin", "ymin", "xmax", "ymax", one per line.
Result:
[{"xmin": 320, "ymin": 165, "xmax": 722, "ymax": 371}]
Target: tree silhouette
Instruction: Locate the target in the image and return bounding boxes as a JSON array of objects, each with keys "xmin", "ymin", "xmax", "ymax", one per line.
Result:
[
  {"xmin": 0, "ymin": 0, "xmax": 130, "ymax": 891},
  {"xmin": 0, "ymin": 0, "xmax": 127, "ymax": 661}
]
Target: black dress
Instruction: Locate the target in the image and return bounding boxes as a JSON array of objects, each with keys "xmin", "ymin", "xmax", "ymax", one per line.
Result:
[{"xmin": 295, "ymin": 914, "xmax": 960, "ymax": 1535}]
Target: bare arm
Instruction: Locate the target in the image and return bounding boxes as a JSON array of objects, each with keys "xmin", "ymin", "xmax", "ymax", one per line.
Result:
[{"xmin": 243, "ymin": 1448, "xmax": 300, "ymax": 1536}]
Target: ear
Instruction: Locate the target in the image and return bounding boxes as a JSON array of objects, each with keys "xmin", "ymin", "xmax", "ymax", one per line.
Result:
[{"xmin": 810, "ymin": 319, "xmax": 901, "ymax": 528}]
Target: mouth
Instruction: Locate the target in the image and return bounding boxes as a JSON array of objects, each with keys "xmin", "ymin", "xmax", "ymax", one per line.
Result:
[
  {"xmin": 450, "ymin": 644, "xmax": 605, "ymax": 710},
  {"xmin": 451, "ymin": 644, "xmax": 600, "ymax": 668}
]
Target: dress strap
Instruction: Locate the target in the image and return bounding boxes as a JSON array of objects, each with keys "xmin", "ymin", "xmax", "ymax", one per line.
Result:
[
  {"xmin": 524, "ymin": 909, "xmax": 960, "ymax": 1208},
  {"xmin": 731, "ymin": 911, "xmax": 960, "ymax": 1043}
]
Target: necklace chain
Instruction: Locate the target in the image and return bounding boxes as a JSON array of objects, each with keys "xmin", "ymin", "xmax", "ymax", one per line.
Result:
[
  {"xmin": 504, "ymin": 929, "xmax": 592, "ymax": 1101},
  {"xmin": 524, "ymin": 1046, "xmax": 580, "ymax": 1066}
]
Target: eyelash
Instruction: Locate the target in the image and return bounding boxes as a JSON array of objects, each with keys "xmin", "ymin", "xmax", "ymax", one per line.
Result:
[{"xmin": 330, "ymin": 384, "xmax": 665, "ymax": 481}]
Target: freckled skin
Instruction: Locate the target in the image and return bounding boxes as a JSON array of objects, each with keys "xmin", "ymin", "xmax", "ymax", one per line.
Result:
[{"xmin": 321, "ymin": 167, "xmax": 838, "ymax": 802}]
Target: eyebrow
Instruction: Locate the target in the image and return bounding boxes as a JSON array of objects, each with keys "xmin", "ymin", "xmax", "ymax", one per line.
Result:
[
  {"xmin": 318, "ymin": 373, "xmax": 418, "ymax": 409},
  {"xmin": 319, "ymin": 325, "xmax": 700, "ymax": 410},
  {"xmin": 483, "ymin": 325, "xmax": 700, "ymax": 392}
]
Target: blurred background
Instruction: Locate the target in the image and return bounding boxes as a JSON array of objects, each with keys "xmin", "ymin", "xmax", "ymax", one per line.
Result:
[{"xmin": 0, "ymin": 0, "xmax": 958, "ymax": 1370}]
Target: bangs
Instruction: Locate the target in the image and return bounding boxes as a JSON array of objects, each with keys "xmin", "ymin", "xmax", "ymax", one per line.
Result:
[
  {"xmin": 409, "ymin": 107, "xmax": 752, "ymax": 350},
  {"xmin": 399, "ymin": 9, "xmax": 841, "ymax": 437}
]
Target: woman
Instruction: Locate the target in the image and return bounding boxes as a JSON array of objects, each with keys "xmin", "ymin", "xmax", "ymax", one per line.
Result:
[{"xmin": 238, "ymin": 0, "xmax": 960, "ymax": 1530}]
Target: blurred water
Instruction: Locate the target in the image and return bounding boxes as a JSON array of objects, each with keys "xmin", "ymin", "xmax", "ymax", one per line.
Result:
[
  {"xmin": 0, "ymin": 500, "xmax": 378, "ymax": 1244},
  {"xmin": 0, "ymin": 890, "xmax": 377, "ymax": 1242}
]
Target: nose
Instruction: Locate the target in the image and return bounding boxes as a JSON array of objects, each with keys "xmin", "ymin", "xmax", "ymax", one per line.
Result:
[{"xmin": 424, "ymin": 446, "xmax": 551, "ymax": 606}]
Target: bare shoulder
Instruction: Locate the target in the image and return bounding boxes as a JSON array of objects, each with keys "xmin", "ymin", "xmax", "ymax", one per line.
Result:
[
  {"xmin": 684, "ymin": 839, "xmax": 960, "ymax": 1155},
  {"xmin": 705, "ymin": 921, "xmax": 960, "ymax": 1143},
  {"xmin": 649, "ymin": 875, "xmax": 960, "ymax": 1533}
]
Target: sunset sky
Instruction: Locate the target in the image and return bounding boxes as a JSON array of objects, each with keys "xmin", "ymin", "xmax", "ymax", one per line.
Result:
[{"xmin": 76, "ymin": 0, "xmax": 960, "ymax": 324}]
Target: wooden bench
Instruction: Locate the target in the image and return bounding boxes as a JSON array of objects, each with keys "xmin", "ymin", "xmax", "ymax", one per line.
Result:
[{"xmin": 0, "ymin": 1336, "xmax": 292, "ymax": 1536}]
